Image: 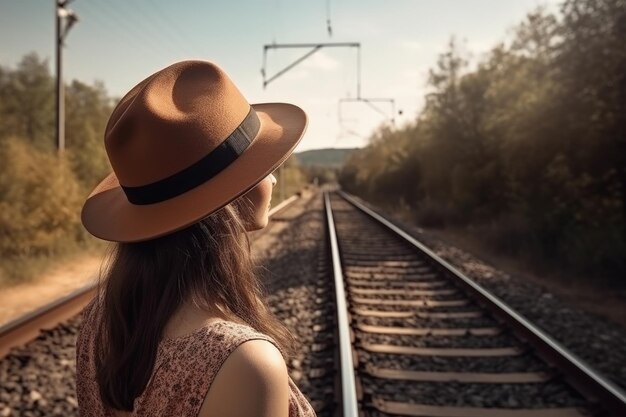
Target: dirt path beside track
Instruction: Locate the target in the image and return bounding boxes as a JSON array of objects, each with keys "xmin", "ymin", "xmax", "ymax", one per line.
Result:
[{"xmin": 0, "ymin": 254, "xmax": 102, "ymax": 326}]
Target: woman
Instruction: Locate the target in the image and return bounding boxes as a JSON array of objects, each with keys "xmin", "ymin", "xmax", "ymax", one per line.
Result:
[{"xmin": 75, "ymin": 60, "xmax": 315, "ymax": 417}]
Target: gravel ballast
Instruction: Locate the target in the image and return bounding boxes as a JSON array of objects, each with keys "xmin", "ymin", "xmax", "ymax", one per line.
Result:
[{"xmin": 0, "ymin": 191, "xmax": 332, "ymax": 417}]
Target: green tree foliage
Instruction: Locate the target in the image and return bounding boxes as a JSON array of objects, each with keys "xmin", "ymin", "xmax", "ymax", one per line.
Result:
[
  {"xmin": 0, "ymin": 138, "xmax": 84, "ymax": 257},
  {"xmin": 301, "ymin": 165, "xmax": 338, "ymax": 185},
  {"xmin": 0, "ymin": 54, "xmax": 113, "ymax": 282},
  {"xmin": 65, "ymin": 80, "xmax": 112, "ymax": 187},
  {"xmin": 0, "ymin": 53, "xmax": 55, "ymax": 150},
  {"xmin": 339, "ymin": 0, "xmax": 626, "ymax": 280},
  {"xmin": 272, "ymin": 155, "xmax": 308, "ymax": 203}
]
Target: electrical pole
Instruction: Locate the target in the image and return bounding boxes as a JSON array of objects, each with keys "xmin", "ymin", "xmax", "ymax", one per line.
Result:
[
  {"xmin": 55, "ymin": 0, "xmax": 78, "ymax": 153},
  {"xmin": 55, "ymin": 2, "xmax": 63, "ymax": 153}
]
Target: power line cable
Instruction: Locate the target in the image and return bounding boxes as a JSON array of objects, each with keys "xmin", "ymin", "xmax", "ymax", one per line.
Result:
[
  {"xmin": 272, "ymin": 0, "xmax": 283, "ymax": 44},
  {"xmin": 147, "ymin": 0, "xmax": 196, "ymax": 57},
  {"xmin": 105, "ymin": 0, "xmax": 184, "ymax": 55},
  {"xmin": 120, "ymin": 0, "xmax": 192, "ymax": 57},
  {"xmin": 80, "ymin": 1, "xmax": 166, "ymax": 60}
]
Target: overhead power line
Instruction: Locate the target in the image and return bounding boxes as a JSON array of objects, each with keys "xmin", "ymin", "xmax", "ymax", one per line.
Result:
[
  {"xmin": 339, "ymin": 97, "xmax": 398, "ymax": 124},
  {"xmin": 81, "ymin": 1, "xmax": 169, "ymax": 60},
  {"xmin": 326, "ymin": 0, "xmax": 332, "ymax": 36}
]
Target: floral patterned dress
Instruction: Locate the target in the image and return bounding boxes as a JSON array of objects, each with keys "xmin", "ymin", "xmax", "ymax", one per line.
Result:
[{"xmin": 75, "ymin": 300, "xmax": 317, "ymax": 417}]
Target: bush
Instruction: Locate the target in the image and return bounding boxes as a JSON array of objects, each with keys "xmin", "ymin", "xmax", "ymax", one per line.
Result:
[
  {"xmin": 414, "ymin": 199, "xmax": 465, "ymax": 229},
  {"xmin": 0, "ymin": 137, "xmax": 85, "ymax": 259},
  {"xmin": 271, "ymin": 156, "xmax": 309, "ymax": 203}
]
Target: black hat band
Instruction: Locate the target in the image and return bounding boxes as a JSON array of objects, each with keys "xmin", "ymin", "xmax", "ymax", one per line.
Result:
[{"xmin": 121, "ymin": 107, "xmax": 260, "ymax": 205}]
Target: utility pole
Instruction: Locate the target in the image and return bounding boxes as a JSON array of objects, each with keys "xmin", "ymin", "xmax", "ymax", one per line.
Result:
[{"xmin": 55, "ymin": 0, "xmax": 78, "ymax": 153}]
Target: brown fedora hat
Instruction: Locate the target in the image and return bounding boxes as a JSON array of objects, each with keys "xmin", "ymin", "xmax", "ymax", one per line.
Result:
[{"xmin": 81, "ymin": 60, "xmax": 307, "ymax": 242}]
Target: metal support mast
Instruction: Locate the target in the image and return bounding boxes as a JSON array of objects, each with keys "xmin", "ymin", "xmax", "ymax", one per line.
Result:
[
  {"xmin": 261, "ymin": 42, "xmax": 361, "ymax": 95},
  {"xmin": 55, "ymin": 0, "xmax": 78, "ymax": 153}
]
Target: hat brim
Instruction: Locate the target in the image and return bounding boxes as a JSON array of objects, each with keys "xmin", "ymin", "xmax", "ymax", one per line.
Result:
[{"xmin": 81, "ymin": 102, "xmax": 307, "ymax": 242}]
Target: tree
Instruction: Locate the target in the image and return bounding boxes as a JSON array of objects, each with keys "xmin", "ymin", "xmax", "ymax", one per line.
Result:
[{"xmin": 339, "ymin": 0, "xmax": 626, "ymax": 281}]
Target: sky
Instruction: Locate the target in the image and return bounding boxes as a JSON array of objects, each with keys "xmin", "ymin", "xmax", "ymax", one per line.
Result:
[{"xmin": 1, "ymin": 0, "xmax": 561, "ymax": 152}]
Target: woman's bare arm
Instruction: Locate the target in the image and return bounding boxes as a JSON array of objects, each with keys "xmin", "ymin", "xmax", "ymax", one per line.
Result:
[{"xmin": 199, "ymin": 339, "xmax": 289, "ymax": 417}]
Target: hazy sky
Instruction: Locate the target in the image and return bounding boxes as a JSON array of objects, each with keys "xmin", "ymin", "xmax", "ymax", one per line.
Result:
[{"xmin": 1, "ymin": 0, "xmax": 561, "ymax": 151}]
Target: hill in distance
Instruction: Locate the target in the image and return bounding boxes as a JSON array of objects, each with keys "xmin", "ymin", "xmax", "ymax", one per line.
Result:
[{"xmin": 295, "ymin": 147, "xmax": 359, "ymax": 168}]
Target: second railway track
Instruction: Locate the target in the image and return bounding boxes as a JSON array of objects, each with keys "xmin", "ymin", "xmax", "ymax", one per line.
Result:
[{"xmin": 325, "ymin": 190, "xmax": 626, "ymax": 417}]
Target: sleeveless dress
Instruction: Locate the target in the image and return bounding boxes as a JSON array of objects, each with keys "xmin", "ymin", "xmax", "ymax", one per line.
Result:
[{"xmin": 75, "ymin": 300, "xmax": 317, "ymax": 417}]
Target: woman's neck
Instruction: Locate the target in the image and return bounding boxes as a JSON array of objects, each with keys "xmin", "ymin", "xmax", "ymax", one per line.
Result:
[{"xmin": 163, "ymin": 301, "xmax": 230, "ymax": 339}]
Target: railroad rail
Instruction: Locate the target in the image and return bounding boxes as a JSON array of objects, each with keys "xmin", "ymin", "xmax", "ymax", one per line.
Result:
[
  {"xmin": 324, "ymin": 190, "xmax": 626, "ymax": 417},
  {"xmin": 0, "ymin": 190, "xmax": 304, "ymax": 359}
]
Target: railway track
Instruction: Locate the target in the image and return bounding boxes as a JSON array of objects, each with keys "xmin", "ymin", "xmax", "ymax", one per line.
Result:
[
  {"xmin": 0, "ymin": 191, "xmax": 303, "ymax": 360},
  {"xmin": 325, "ymin": 190, "xmax": 626, "ymax": 417},
  {"xmin": 2, "ymin": 188, "xmax": 625, "ymax": 417}
]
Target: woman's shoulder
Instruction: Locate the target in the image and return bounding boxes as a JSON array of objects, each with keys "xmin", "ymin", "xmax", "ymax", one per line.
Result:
[
  {"xmin": 219, "ymin": 338, "xmax": 287, "ymax": 385},
  {"xmin": 162, "ymin": 320, "xmax": 273, "ymax": 347},
  {"xmin": 160, "ymin": 320, "xmax": 286, "ymax": 368},
  {"xmin": 198, "ymin": 338, "xmax": 289, "ymax": 417}
]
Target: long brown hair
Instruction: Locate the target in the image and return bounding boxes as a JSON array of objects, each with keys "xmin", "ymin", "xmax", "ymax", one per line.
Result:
[{"xmin": 94, "ymin": 200, "xmax": 294, "ymax": 411}]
